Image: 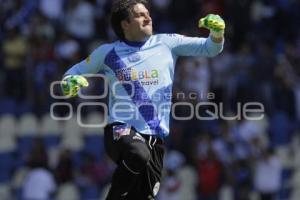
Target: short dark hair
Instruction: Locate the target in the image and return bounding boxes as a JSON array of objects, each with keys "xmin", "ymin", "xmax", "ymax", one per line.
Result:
[{"xmin": 110, "ymin": 0, "xmax": 149, "ymax": 40}]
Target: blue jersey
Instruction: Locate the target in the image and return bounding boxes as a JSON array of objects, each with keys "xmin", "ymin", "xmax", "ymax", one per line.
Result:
[{"xmin": 65, "ymin": 34, "xmax": 223, "ymax": 137}]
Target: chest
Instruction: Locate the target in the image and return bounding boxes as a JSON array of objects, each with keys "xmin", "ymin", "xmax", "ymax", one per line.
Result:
[{"xmin": 105, "ymin": 44, "xmax": 175, "ymax": 84}]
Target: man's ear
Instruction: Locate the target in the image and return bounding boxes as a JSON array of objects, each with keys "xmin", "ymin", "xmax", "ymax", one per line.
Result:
[{"xmin": 121, "ymin": 20, "xmax": 130, "ymax": 32}]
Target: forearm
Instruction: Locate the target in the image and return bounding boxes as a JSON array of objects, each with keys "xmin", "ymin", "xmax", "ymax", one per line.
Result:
[
  {"xmin": 206, "ymin": 36, "xmax": 224, "ymax": 57},
  {"xmin": 210, "ymin": 32, "xmax": 224, "ymax": 43}
]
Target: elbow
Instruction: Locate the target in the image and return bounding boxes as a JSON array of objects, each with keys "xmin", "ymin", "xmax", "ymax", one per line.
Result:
[
  {"xmin": 207, "ymin": 47, "xmax": 223, "ymax": 57},
  {"xmin": 205, "ymin": 37, "xmax": 224, "ymax": 57}
]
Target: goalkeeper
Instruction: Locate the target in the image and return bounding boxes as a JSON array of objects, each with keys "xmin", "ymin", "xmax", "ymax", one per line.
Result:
[{"xmin": 61, "ymin": 0, "xmax": 225, "ymax": 199}]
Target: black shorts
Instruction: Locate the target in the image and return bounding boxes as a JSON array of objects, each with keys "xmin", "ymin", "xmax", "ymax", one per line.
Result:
[{"xmin": 104, "ymin": 122, "xmax": 165, "ymax": 199}]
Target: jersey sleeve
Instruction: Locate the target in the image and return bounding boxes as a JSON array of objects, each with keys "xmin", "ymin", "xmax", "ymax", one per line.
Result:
[
  {"xmin": 160, "ymin": 33, "xmax": 224, "ymax": 57},
  {"xmin": 64, "ymin": 44, "xmax": 112, "ymax": 76}
]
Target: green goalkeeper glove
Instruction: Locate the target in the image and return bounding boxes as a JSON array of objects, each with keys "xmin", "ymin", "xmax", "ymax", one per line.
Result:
[
  {"xmin": 199, "ymin": 14, "xmax": 225, "ymax": 39},
  {"xmin": 61, "ymin": 75, "xmax": 89, "ymax": 97}
]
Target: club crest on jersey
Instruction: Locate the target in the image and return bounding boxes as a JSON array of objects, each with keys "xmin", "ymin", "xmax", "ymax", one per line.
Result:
[{"xmin": 128, "ymin": 53, "xmax": 141, "ymax": 62}]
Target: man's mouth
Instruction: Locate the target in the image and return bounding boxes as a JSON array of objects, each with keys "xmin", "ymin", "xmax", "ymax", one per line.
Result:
[{"xmin": 143, "ymin": 22, "xmax": 152, "ymax": 27}]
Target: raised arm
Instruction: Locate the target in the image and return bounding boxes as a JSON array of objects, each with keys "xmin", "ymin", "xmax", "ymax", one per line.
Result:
[{"xmin": 160, "ymin": 14, "xmax": 225, "ymax": 58}]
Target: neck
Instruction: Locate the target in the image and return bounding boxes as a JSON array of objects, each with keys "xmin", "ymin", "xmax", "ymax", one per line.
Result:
[{"xmin": 122, "ymin": 36, "xmax": 149, "ymax": 47}]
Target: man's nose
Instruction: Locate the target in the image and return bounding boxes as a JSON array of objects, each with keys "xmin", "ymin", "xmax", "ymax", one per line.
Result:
[{"xmin": 145, "ymin": 15, "xmax": 151, "ymax": 22}]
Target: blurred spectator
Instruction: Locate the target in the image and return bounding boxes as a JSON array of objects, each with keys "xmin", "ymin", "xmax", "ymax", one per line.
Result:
[
  {"xmin": 212, "ymin": 122, "xmax": 235, "ymax": 165},
  {"xmin": 224, "ymin": 0, "xmax": 252, "ymax": 51},
  {"xmin": 53, "ymin": 149, "xmax": 80, "ymax": 200},
  {"xmin": 39, "ymin": 0, "xmax": 64, "ymax": 21},
  {"xmin": 197, "ymin": 147, "xmax": 223, "ymax": 200},
  {"xmin": 64, "ymin": 0, "xmax": 95, "ymax": 42},
  {"xmin": 272, "ymin": 62, "xmax": 296, "ymax": 119},
  {"xmin": 158, "ymin": 150, "xmax": 185, "ymax": 200},
  {"xmin": 2, "ymin": 27, "xmax": 27, "ymax": 99},
  {"xmin": 177, "ymin": 161, "xmax": 198, "ymax": 200},
  {"xmin": 252, "ymin": 42, "xmax": 277, "ymax": 113},
  {"xmin": 232, "ymin": 159, "xmax": 252, "ymax": 200},
  {"xmin": 77, "ymin": 153, "xmax": 113, "ymax": 189},
  {"xmin": 55, "ymin": 32, "xmax": 80, "ymax": 64},
  {"xmin": 4, "ymin": 0, "xmax": 38, "ymax": 30},
  {"xmin": 210, "ymin": 49, "xmax": 234, "ymax": 109},
  {"xmin": 27, "ymin": 28, "xmax": 58, "ymax": 114},
  {"xmin": 254, "ymin": 147, "xmax": 282, "ymax": 200},
  {"xmin": 159, "ymin": 171, "xmax": 181, "ymax": 200},
  {"xmin": 22, "ymin": 138, "xmax": 57, "ymax": 200},
  {"xmin": 183, "ymin": 57, "xmax": 210, "ymax": 102},
  {"xmin": 54, "ymin": 149, "xmax": 74, "ymax": 184}
]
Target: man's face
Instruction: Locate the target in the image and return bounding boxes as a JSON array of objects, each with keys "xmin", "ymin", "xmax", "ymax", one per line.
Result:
[{"xmin": 122, "ymin": 3, "xmax": 153, "ymax": 41}]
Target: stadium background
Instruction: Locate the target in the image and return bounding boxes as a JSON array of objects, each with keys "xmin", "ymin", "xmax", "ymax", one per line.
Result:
[{"xmin": 0, "ymin": 0, "xmax": 300, "ymax": 199}]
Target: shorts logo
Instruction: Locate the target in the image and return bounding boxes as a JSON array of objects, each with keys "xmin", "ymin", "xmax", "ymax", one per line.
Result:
[
  {"xmin": 153, "ymin": 182, "xmax": 160, "ymax": 196},
  {"xmin": 112, "ymin": 124, "xmax": 131, "ymax": 140}
]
